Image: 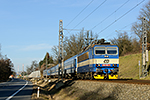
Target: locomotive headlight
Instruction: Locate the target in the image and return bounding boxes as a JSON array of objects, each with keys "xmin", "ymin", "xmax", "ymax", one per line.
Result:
[
  {"xmin": 96, "ymin": 63, "xmax": 101, "ymax": 67},
  {"xmin": 112, "ymin": 64, "xmax": 117, "ymax": 67},
  {"xmin": 96, "ymin": 64, "xmax": 98, "ymax": 67}
]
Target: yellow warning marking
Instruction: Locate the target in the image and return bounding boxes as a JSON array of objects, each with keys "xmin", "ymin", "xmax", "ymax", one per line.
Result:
[
  {"xmin": 109, "ymin": 75, "xmax": 118, "ymax": 79},
  {"xmin": 94, "ymin": 75, "xmax": 105, "ymax": 79}
]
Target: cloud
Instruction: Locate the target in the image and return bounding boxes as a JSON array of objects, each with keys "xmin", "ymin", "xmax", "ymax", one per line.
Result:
[{"xmin": 20, "ymin": 43, "xmax": 52, "ymax": 51}]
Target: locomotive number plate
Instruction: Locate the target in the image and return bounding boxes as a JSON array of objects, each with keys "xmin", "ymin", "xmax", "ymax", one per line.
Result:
[{"xmin": 102, "ymin": 64, "xmax": 110, "ymax": 66}]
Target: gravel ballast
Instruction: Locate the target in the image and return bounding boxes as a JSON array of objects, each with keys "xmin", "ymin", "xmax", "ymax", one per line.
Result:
[{"xmin": 53, "ymin": 80, "xmax": 150, "ymax": 100}]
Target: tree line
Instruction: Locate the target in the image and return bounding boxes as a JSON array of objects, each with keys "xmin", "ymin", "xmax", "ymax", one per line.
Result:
[{"xmin": 0, "ymin": 46, "xmax": 14, "ymax": 81}]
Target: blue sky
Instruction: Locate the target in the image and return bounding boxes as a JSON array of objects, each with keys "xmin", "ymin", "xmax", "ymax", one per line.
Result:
[{"xmin": 0, "ymin": 0, "xmax": 149, "ymax": 72}]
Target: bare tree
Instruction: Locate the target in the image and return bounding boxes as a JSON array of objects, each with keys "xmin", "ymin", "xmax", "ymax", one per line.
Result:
[
  {"xmin": 110, "ymin": 32, "xmax": 135, "ymax": 56},
  {"xmin": 51, "ymin": 30, "xmax": 97, "ymax": 63},
  {"xmin": 26, "ymin": 60, "xmax": 38, "ymax": 74},
  {"xmin": 132, "ymin": 1, "xmax": 150, "ymax": 43},
  {"xmin": 51, "ymin": 45, "xmax": 59, "ymax": 64},
  {"xmin": 63, "ymin": 32, "xmax": 87, "ymax": 60},
  {"xmin": 26, "ymin": 66, "xmax": 31, "ymax": 75}
]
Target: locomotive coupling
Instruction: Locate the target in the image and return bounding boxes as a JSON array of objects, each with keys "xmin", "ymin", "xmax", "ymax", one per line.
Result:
[{"xmin": 105, "ymin": 69, "xmax": 108, "ymax": 73}]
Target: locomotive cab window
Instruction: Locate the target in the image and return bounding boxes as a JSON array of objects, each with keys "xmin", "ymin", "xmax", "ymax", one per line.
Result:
[
  {"xmin": 107, "ymin": 47, "xmax": 117, "ymax": 55},
  {"xmin": 95, "ymin": 47, "xmax": 105, "ymax": 54}
]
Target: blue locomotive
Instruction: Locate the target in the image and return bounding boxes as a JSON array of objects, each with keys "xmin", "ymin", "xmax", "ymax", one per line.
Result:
[{"xmin": 43, "ymin": 40, "xmax": 119, "ymax": 79}]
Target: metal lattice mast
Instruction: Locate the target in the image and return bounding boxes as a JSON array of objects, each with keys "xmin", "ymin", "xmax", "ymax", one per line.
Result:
[
  {"xmin": 59, "ymin": 20, "xmax": 64, "ymax": 80},
  {"xmin": 141, "ymin": 17, "xmax": 148, "ymax": 77}
]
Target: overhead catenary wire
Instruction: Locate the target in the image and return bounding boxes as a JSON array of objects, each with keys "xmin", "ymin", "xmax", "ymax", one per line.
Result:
[
  {"xmin": 69, "ymin": 0, "xmax": 107, "ymax": 33},
  {"xmin": 120, "ymin": 22, "xmax": 134, "ymax": 30},
  {"xmin": 65, "ymin": 0, "xmax": 94, "ymax": 28},
  {"xmin": 91, "ymin": 0, "xmax": 130, "ymax": 30},
  {"xmin": 98, "ymin": 0, "xmax": 145, "ymax": 34},
  {"xmin": 104, "ymin": 22, "xmax": 134, "ymax": 39}
]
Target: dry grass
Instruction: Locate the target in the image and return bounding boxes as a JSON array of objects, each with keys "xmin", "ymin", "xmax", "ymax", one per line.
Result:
[
  {"xmin": 31, "ymin": 79, "xmax": 63, "ymax": 100},
  {"xmin": 119, "ymin": 51, "xmax": 150, "ymax": 79}
]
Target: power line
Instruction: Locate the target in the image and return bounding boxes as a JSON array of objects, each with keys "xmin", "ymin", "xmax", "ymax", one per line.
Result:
[
  {"xmin": 104, "ymin": 23, "xmax": 134, "ymax": 39},
  {"xmin": 65, "ymin": 0, "xmax": 94, "ymax": 28},
  {"xmin": 120, "ymin": 22, "xmax": 134, "ymax": 30},
  {"xmin": 98, "ymin": 0, "xmax": 145, "ymax": 34},
  {"xmin": 91, "ymin": 0, "xmax": 130, "ymax": 30},
  {"xmin": 71, "ymin": 0, "xmax": 107, "ymax": 32}
]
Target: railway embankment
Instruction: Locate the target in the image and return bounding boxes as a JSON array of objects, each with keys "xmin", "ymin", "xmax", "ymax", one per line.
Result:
[
  {"xmin": 29, "ymin": 78, "xmax": 150, "ymax": 100},
  {"xmin": 28, "ymin": 51, "xmax": 150, "ymax": 99}
]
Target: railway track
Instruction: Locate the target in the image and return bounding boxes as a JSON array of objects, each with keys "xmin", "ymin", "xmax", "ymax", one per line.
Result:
[
  {"xmin": 42, "ymin": 77, "xmax": 150, "ymax": 85},
  {"xmin": 28, "ymin": 77, "xmax": 150, "ymax": 85},
  {"xmin": 76, "ymin": 79, "xmax": 150, "ymax": 85}
]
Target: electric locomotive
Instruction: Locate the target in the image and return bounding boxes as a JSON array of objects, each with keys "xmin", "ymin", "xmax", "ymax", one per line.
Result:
[
  {"xmin": 92, "ymin": 44, "xmax": 119, "ymax": 79},
  {"xmin": 77, "ymin": 40, "xmax": 119, "ymax": 79}
]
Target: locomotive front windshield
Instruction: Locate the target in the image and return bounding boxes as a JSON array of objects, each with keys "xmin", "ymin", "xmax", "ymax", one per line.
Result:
[
  {"xmin": 107, "ymin": 47, "xmax": 117, "ymax": 54},
  {"xmin": 95, "ymin": 47, "xmax": 118, "ymax": 55},
  {"xmin": 95, "ymin": 47, "xmax": 105, "ymax": 54}
]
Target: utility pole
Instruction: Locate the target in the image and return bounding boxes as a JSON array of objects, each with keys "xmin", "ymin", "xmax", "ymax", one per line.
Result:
[
  {"xmin": 18, "ymin": 65, "xmax": 19, "ymax": 75},
  {"xmin": 85, "ymin": 30, "xmax": 94, "ymax": 46},
  {"xmin": 59, "ymin": 20, "xmax": 64, "ymax": 81},
  {"xmin": 85, "ymin": 30, "xmax": 89, "ymax": 46},
  {"xmin": 90, "ymin": 31, "xmax": 94, "ymax": 44},
  {"xmin": 141, "ymin": 17, "xmax": 148, "ymax": 78},
  {"xmin": 22, "ymin": 64, "xmax": 24, "ymax": 79}
]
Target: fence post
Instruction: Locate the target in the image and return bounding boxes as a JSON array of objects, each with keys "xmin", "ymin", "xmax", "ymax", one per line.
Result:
[{"xmin": 37, "ymin": 87, "xmax": 40, "ymax": 98}]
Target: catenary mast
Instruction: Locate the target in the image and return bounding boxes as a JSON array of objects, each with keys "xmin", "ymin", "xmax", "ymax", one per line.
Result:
[{"xmin": 58, "ymin": 20, "xmax": 64, "ymax": 80}]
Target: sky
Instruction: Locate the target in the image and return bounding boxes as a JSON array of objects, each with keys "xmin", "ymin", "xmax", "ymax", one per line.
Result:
[{"xmin": 0, "ymin": 0, "xmax": 149, "ymax": 72}]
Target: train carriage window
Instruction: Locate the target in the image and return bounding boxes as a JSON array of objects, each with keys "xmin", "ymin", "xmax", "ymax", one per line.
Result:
[
  {"xmin": 107, "ymin": 48, "xmax": 117, "ymax": 54},
  {"xmin": 95, "ymin": 47, "xmax": 105, "ymax": 54}
]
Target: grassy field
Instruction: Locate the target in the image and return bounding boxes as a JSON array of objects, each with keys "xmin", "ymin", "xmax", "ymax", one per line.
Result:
[{"xmin": 119, "ymin": 51, "xmax": 150, "ymax": 80}]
